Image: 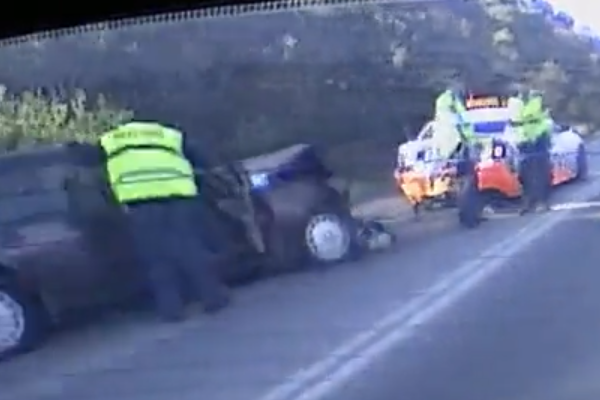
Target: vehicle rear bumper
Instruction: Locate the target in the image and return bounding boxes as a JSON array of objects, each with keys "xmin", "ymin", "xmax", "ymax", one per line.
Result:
[{"xmin": 394, "ymin": 170, "xmax": 456, "ymax": 205}]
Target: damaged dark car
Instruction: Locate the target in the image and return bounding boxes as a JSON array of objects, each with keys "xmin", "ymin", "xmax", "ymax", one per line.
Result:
[{"xmin": 0, "ymin": 142, "xmax": 393, "ymax": 358}]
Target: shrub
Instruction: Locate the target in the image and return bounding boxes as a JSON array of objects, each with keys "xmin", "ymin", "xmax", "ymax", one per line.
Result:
[
  {"xmin": 0, "ymin": 0, "xmax": 597, "ymax": 172},
  {"xmin": 0, "ymin": 85, "xmax": 132, "ymax": 151}
]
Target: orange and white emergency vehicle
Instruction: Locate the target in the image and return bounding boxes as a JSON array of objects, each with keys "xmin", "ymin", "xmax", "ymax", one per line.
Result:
[{"xmin": 395, "ymin": 94, "xmax": 588, "ymax": 212}]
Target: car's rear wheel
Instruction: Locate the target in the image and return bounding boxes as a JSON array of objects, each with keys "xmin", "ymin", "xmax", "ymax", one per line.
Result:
[{"xmin": 0, "ymin": 282, "xmax": 46, "ymax": 359}]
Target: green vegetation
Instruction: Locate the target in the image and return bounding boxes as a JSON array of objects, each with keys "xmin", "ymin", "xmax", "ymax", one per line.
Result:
[
  {"xmin": 0, "ymin": 87, "xmax": 132, "ymax": 151},
  {"xmin": 0, "ymin": 0, "xmax": 598, "ymax": 179}
]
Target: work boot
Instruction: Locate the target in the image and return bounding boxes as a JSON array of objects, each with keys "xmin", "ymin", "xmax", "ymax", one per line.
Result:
[
  {"xmin": 481, "ymin": 205, "xmax": 495, "ymax": 219},
  {"xmin": 519, "ymin": 194, "xmax": 534, "ymax": 215},
  {"xmin": 519, "ymin": 205, "xmax": 532, "ymax": 216}
]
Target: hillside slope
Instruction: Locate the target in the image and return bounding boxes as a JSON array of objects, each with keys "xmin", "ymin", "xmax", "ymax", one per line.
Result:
[{"xmin": 0, "ymin": 0, "xmax": 598, "ymax": 178}]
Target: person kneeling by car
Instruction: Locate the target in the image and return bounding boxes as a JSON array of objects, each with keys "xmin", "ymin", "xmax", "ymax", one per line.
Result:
[{"xmin": 99, "ymin": 122, "xmax": 231, "ymax": 322}]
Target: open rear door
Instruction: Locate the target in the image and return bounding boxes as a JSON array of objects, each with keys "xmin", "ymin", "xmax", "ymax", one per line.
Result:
[
  {"xmin": 229, "ymin": 162, "xmax": 267, "ymax": 254},
  {"xmin": 199, "ymin": 163, "xmax": 267, "ymax": 255}
]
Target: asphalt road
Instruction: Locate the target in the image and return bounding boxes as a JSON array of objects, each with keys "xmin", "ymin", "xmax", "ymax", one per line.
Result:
[
  {"xmin": 317, "ymin": 194, "xmax": 600, "ymax": 400},
  {"xmin": 2, "ymin": 145, "xmax": 600, "ymax": 400}
]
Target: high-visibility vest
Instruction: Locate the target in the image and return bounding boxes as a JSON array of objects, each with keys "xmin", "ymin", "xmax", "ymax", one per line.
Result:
[
  {"xmin": 433, "ymin": 91, "xmax": 475, "ymax": 159},
  {"xmin": 512, "ymin": 96, "xmax": 549, "ymax": 143},
  {"xmin": 99, "ymin": 122, "xmax": 198, "ymax": 203},
  {"xmin": 523, "ymin": 95, "xmax": 550, "ymax": 141}
]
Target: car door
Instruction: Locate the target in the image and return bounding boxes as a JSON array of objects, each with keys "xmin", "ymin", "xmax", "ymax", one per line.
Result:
[
  {"xmin": 399, "ymin": 122, "xmax": 434, "ymax": 168},
  {"xmin": 549, "ymin": 125, "xmax": 574, "ymax": 184},
  {"xmin": 63, "ymin": 146, "xmax": 142, "ymax": 307},
  {"xmin": 416, "ymin": 121, "xmax": 435, "ymax": 150},
  {"xmin": 0, "ymin": 155, "xmax": 106, "ymax": 312},
  {"xmin": 204, "ymin": 164, "xmax": 268, "ymax": 252},
  {"xmin": 559, "ymin": 128, "xmax": 582, "ymax": 174},
  {"xmin": 193, "ymin": 164, "xmax": 265, "ymax": 281}
]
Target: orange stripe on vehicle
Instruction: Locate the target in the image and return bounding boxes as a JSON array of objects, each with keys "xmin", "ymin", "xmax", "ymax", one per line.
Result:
[{"xmin": 477, "ymin": 161, "xmax": 521, "ymax": 198}]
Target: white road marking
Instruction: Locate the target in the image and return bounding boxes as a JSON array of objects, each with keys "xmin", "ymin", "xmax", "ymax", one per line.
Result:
[
  {"xmin": 258, "ymin": 174, "xmax": 600, "ymax": 400},
  {"xmin": 550, "ymin": 200, "xmax": 600, "ymax": 210}
]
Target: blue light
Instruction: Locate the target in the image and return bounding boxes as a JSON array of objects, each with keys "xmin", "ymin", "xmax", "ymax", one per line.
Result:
[
  {"xmin": 473, "ymin": 121, "xmax": 508, "ymax": 135},
  {"xmin": 250, "ymin": 173, "xmax": 270, "ymax": 189}
]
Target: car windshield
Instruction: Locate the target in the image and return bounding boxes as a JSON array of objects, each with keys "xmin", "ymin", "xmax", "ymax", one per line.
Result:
[
  {"xmin": 417, "ymin": 122, "xmax": 434, "ymax": 140},
  {"xmin": 2, "ymin": 2, "xmax": 600, "ymax": 400}
]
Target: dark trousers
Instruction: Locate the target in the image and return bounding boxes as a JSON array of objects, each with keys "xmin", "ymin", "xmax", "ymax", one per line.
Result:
[
  {"xmin": 518, "ymin": 138, "xmax": 551, "ymax": 210},
  {"xmin": 127, "ymin": 199, "xmax": 228, "ymax": 319}
]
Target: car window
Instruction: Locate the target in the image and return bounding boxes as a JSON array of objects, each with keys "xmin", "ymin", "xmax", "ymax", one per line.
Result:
[
  {"xmin": 553, "ymin": 123, "xmax": 568, "ymax": 133},
  {"xmin": 418, "ymin": 123, "xmax": 434, "ymax": 140},
  {"xmin": 0, "ymin": 164, "xmax": 65, "ymax": 196},
  {"xmin": 0, "ymin": 165, "xmax": 69, "ymax": 223},
  {"xmin": 0, "ymin": 193, "xmax": 66, "ymax": 224},
  {"xmin": 65, "ymin": 164, "xmax": 116, "ymax": 220}
]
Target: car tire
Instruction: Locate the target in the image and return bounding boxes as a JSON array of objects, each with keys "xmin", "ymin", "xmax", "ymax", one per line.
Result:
[
  {"xmin": 263, "ymin": 192, "xmax": 359, "ymax": 273},
  {"xmin": 304, "ymin": 207, "xmax": 359, "ymax": 265},
  {"xmin": 0, "ymin": 281, "xmax": 47, "ymax": 359},
  {"xmin": 575, "ymin": 145, "xmax": 588, "ymax": 181}
]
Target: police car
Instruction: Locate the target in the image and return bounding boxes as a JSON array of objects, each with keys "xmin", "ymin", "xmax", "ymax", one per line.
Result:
[
  {"xmin": 466, "ymin": 94, "xmax": 588, "ymax": 200},
  {"xmin": 395, "ymin": 94, "xmax": 588, "ymax": 213},
  {"xmin": 394, "ymin": 122, "xmax": 460, "ymax": 211}
]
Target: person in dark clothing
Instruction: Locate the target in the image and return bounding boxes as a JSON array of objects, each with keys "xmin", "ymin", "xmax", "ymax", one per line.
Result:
[
  {"xmin": 519, "ymin": 135, "xmax": 552, "ymax": 213},
  {"xmin": 508, "ymin": 91, "xmax": 552, "ymax": 214},
  {"xmin": 126, "ymin": 199, "xmax": 229, "ymax": 319},
  {"xmin": 99, "ymin": 122, "xmax": 230, "ymax": 322}
]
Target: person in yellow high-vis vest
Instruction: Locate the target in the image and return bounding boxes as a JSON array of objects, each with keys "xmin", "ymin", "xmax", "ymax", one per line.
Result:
[
  {"xmin": 508, "ymin": 91, "xmax": 552, "ymax": 214},
  {"xmin": 434, "ymin": 87, "xmax": 488, "ymax": 225},
  {"xmin": 433, "ymin": 88, "xmax": 478, "ymax": 163},
  {"xmin": 99, "ymin": 122, "xmax": 230, "ymax": 322}
]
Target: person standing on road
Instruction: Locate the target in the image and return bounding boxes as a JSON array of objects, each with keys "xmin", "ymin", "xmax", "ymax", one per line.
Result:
[
  {"xmin": 508, "ymin": 90, "xmax": 552, "ymax": 214},
  {"xmin": 99, "ymin": 121, "xmax": 231, "ymax": 322},
  {"xmin": 434, "ymin": 84, "xmax": 487, "ymax": 223},
  {"xmin": 434, "ymin": 87, "xmax": 480, "ymax": 183}
]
